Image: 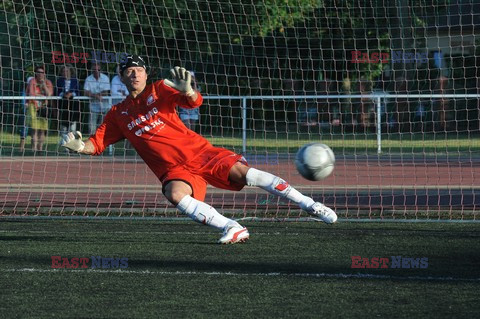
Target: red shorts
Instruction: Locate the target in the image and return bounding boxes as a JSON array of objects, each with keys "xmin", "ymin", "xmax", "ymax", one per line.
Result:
[{"xmin": 161, "ymin": 146, "xmax": 247, "ymax": 201}]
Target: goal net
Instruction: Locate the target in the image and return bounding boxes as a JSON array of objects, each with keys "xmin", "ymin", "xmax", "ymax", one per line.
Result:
[{"xmin": 0, "ymin": 0, "xmax": 478, "ymax": 220}]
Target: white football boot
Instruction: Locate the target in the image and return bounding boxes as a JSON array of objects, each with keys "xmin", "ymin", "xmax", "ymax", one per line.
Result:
[
  {"xmin": 306, "ymin": 202, "xmax": 338, "ymax": 224},
  {"xmin": 218, "ymin": 223, "xmax": 250, "ymax": 244}
]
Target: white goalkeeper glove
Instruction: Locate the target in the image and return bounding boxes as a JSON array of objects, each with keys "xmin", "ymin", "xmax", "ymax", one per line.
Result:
[
  {"xmin": 164, "ymin": 66, "xmax": 195, "ymax": 97},
  {"xmin": 61, "ymin": 131, "xmax": 85, "ymax": 153}
]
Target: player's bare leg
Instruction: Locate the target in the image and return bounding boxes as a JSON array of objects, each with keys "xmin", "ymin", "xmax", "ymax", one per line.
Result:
[
  {"xmin": 19, "ymin": 138, "xmax": 25, "ymax": 152},
  {"xmin": 229, "ymin": 163, "xmax": 337, "ymax": 223},
  {"xmin": 31, "ymin": 129, "xmax": 38, "ymax": 151},
  {"xmin": 38, "ymin": 130, "xmax": 46, "ymax": 151},
  {"xmin": 164, "ymin": 180, "xmax": 249, "ymax": 244}
]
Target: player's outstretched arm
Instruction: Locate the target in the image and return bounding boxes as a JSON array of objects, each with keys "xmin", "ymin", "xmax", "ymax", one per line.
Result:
[
  {"xmin": 61, "ymin": 131, "xmax": 95, "ymax": 155},
  {"xmin": 164, "ymin": 66, "xmax": 198, "ymax": 101}
]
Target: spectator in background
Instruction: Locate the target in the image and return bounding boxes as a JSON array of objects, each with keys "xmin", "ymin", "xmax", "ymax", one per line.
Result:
[
  {"xmin": 0, "ymin": 67, "xmax": 3, "ymax": 99},
  {"xmin": 434, "ymin": 75, "xmax": 451, "ymax": 132},
  {"xmin": 340, "ymin": 76, "xmax": 353, "ymax": 128},
  {"xmin": 282, "ymin": 78, "xmax": 317, "ymax": 127},
  {"xmin": 0, "ymin": 67, "xmax": 3, "ymax": 135},
  {"xmin": 177, "ymin": 71, "xmax": 201, "ymax": 132},
  {"xmin": 394, "ymin": 77, "xmax": 410, "ymax": 133},
  {"xmin": 56, "ymin": 64, "xmax": 80, "ymax": 139},
  {"xmin": 316, "ymin": 77, "xmax": 335, "ymax": 126},
  {"xmin": 19, "ymin": 74, "xmax": 33, "ymax": 152},
  {"xmin": 477, "ymin": 77, "xmax": 480, "ymax": 132},
  {"xmin": 83, "ymin": 62, "xmax": 110, "ymax": 135},
  {"xmin": 358, "ymin": 78, "xmax": 373, "ymax": 131},
  {"xmin": 111, "ymin": 64, "xmax": 129, "ymax": 105},
  {"xmin": 26, "ymin": 65, "xmax": 53, "ymax": 151}
]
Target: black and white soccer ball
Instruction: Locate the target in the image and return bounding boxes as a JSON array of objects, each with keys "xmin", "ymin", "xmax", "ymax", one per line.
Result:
[{"xmin": 295, "ymin": 143, "xmax": 335, "ymax": 181}]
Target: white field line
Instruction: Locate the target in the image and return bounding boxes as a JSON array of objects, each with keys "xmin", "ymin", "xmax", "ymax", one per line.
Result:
[
  {"xmin": 0, "ymin": 230, "xmax": 301, "ymax": 236},
  {"xmin": 2, "ymin": 268, "xmax": 479, "ymax": 282}
]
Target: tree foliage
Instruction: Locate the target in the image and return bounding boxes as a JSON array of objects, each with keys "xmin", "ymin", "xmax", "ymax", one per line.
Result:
[{"xmin": 0, "ymin": 0, "xmax": 449, "ymax": 94}]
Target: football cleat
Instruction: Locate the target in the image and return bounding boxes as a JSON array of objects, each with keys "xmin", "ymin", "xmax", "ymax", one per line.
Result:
[
  {"xmin": 306, "ymin": 202, "xmax": 338, "ymax": 224},
  {"xmin": 218, "ymin": 224, "xmax": 250, "ymax": 244}
]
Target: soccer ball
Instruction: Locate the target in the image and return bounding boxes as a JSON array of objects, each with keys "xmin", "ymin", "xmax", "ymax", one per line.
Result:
[{"xmin": 295, "ymin": 143, "xmax": 335, "ymax": 181}]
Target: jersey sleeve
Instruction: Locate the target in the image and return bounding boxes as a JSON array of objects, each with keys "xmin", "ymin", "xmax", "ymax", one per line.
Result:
[
  {"xmin": 88, "ymin": 108, "xmax": 124, "ymax": 155},
  {"xmin": 157, "ymin": 80, "xmax": 203, "ymax": 110}
]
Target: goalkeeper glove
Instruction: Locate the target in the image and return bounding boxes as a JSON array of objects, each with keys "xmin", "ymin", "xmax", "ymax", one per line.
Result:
[
  {"xmin": 164, "ymin": 66, "xmax": 195, "ymax": 97},
  {"xmin": 61, "ymin": 131, "xmax": 85, "ymax": 153}
]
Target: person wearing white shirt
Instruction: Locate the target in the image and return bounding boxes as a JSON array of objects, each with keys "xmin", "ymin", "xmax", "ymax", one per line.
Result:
[
  {"xmin": 111, "ymin": 64, "xmax": 129, "ymax": 105},
  {"xmin": 83, "ymin": 62, "xmax": 111, "ymax": 134}
]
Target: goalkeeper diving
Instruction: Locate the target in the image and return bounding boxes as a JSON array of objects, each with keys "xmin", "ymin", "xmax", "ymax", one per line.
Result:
[{"xmin": 62, "ymin": 55, "xmax": 337, "ymax": 244}]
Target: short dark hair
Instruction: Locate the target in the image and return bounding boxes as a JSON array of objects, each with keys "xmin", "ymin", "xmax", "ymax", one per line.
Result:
[
  {"xmin": 58, "ymin": 64, "xmax": 76, "ymax": 77},
  {"xmin": 90, "ymin": 61, "xmax": 101, "ymax": 69},
  {"xmin": 34, "ymin": 65, "xmax": 45, "ymax": 73}
]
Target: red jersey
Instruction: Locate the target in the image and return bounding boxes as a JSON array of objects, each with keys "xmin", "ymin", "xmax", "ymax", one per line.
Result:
[{"xmin": 89, "ymin": 80, "xmax": 211, "ymax": 179}]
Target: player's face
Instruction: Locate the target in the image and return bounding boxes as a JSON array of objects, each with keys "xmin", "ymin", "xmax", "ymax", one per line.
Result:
[
  {"xmin": 61, "ymin": 67, "xmax": 71, "ymax": 78},
  {"xmin": 35, "ymin": 69, "xmax": 45, "ymax": 82},
  {"xmin": 122, "ymin": 67, "xmax": 147, "ymax": 94},
  {"xmin": 92, "ymin": 63, "xmax": 101, "ymax": 76}
]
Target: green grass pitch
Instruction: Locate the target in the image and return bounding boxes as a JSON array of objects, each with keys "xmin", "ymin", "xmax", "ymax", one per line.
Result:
[{"xmin": 1, "ymin": 219, "xmax": 479, "ymax": 318}]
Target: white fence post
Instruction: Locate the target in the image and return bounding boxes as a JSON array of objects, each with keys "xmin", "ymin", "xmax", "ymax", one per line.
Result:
[
  {"xmin": 242, "ymin": 97, "xmax": 247, "ymax": 154},
  {"xmin": 376, "ymin": 96, "xmax": 382, "ymax": 154}
]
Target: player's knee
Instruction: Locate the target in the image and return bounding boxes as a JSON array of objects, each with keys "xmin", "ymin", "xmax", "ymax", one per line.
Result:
[
  {"xmin": 164, "ymin": 188, "xmax": 187, "ymax": 205},
  {"xmin": 163, "ymin": 181, "xmax": 193, "ymax": 205},
  {"xmin": 228, "ymin": 162, "xmax": 249, "ymax": 185}
]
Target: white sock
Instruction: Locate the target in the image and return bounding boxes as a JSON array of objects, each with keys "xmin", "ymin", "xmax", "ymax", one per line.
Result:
[
  {"xmin": 176, "ymin": 195, "xmax": 237, "ymax": 231},
  {"xmin": 245, "ymin": 168, "xmax": 315, "ymax": 211}
]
